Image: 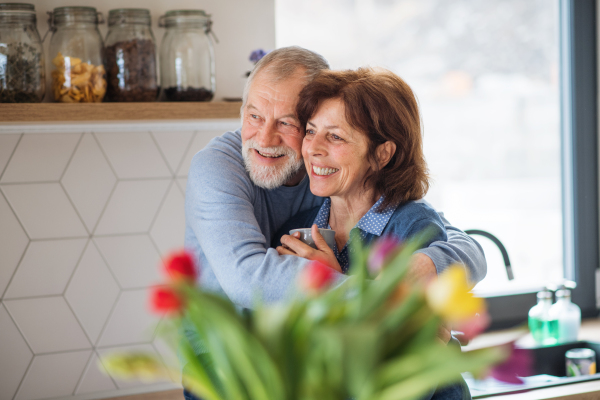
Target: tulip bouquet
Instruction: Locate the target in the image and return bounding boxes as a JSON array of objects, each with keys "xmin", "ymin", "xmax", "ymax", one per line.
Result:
[{"xmin": 102, "ymin": 234, "xmax": 519, "ymax": 400}]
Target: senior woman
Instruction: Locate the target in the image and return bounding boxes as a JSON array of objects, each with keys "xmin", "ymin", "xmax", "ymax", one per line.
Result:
[
  {"xmin": 274, "ymin": 68, "xmax": 470, "ymax": 400},
  {"xmin": 275, "ymin": 67, "xmax": 447, "ymax": 274}
]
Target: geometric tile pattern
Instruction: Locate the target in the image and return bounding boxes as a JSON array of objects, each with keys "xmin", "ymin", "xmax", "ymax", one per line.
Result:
[
  {"xmin": 1, "ymin": 183, "xmax": 89, "ymax": 239},
  {"xmin": 97, "ymin": 289, "xmax": 161, "ymax": 347},
  {"xmin": 61, "ymin": 133, "xmax": 117, "ymax": 232},
  {"xmin": 15, "ymin": 350, "xmax": 91, "ymax": 400},
  {"xmin": 94, "ymin": 179, "xmax": 171, "ymax": 235},
  {"xmin": 3, "ymin": 238, "xmax": 87, "ymax": 299},
  {"xmin": 64, "ymin": 243, "xmax": 121, "ymax": 344},
  {"xmin": 0, "ymin": 192, "xmax": 29, "ymax": 297},
  {"xmin": 95, "ymin": 132, "xmax": 171, "ymax": 179},
  {"xmin": 4, "ymin": 296, "xmax": 92, "ymax": 354},
  {"xmin": 0, "ymin": 133, "xmax": 80, "ymax": 183},
  {"xmin": 74, "ymin": 352, "xmax": 117, "ymax": 395},
  {"xmin": 0, "ymin": 123, "xmax": 236, "ymax": 400},
  {"xmin": 0, "ymin": 304, "xmax": 33, "ymax": 400},
  {"xmin": 94, "ymin": 235, "xmax": 162, "ymax": 289}
]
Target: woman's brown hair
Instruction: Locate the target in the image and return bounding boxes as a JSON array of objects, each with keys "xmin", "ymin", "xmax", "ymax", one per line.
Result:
[{"xmin": 296, "ymin": 67, "xmax": 429, "ymax": 209}]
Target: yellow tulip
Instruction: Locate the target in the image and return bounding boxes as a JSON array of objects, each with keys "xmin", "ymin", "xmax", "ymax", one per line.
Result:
[{"xmin": 426, "ymin": 265, "xmax": 485, "ymax": 323}]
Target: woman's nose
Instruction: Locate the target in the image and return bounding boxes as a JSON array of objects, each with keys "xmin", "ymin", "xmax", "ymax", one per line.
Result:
[{"xmin": 306, "ymin": 134, "xmax": 327, "ymax": 156}]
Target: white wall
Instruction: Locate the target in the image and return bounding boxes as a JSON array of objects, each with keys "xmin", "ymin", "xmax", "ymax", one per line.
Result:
[
  {"xmin": 0, "ymin": 120, "xmax": 239, "ymax": 400},
  {"xmin": 28, "ymin": 0, "xmax": 276, "ymax": 101}
]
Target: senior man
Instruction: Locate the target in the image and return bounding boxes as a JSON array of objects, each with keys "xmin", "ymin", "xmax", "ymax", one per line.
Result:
[
  {"xmin": 183, "ymin": 46, "xmax": 482, "ymax": 400},
  {"xmin": 184, "ymin": 46, "xmax": 485, "ymax": 308}
]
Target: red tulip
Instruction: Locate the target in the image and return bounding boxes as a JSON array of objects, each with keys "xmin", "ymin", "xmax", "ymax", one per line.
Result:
[
  {"xmin": 368, "ymin": 236, "xmax": 401, "ymax": 276},
  {"xmin": 163, "ymin": 250, "xmax": 198, "ymax": 282},
  {"xmin": 300, "ymin": 259, "xmax": 336, "ymax": 292},
  {"xmin": 149, "ymin": 286, "xmax": 183, "ymax": 315},
  {"xmin": 490, "ymin": 343, "xmax": 532, "ymax": 384}
]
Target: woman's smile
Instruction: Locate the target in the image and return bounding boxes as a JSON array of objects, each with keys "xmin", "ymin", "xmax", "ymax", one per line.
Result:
[{"xmin": 311, "ymin": 165, "xmax": 339, "ymax": 176}]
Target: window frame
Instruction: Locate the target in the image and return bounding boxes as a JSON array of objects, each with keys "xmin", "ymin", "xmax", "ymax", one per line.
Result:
[{"xmin": 484, "ymin": 0, "xmax": 599, "ymax": 330}]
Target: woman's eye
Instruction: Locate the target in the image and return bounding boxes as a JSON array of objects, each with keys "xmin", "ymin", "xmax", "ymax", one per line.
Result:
[
  {"xmin": 251, "ymin": 114, "xmax": 259, "ymax": 119},
  {"xmin": 305, "ymin": 129, "xmax": 315, "ymax": 135},
  {"xmin": 331, "ymin": 134, "xmax": 343, "ymax": 141}
]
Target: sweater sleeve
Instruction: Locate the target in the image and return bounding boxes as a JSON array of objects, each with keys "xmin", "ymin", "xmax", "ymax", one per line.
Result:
[
  {"xmin": 185, "ymin": 138, "xmax": 347, "ymax": 308},
  {"xmin": 414, "ymin": 201, "xmax": 487, "ymax": 284}
]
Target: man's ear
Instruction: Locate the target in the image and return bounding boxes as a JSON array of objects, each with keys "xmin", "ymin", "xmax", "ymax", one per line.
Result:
[{"xmin": 375, "ymin": 141, "xmax": 396, "ymax": 170}]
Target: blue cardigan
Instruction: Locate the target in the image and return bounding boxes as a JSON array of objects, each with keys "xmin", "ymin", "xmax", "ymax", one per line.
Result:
[{"xmin": 272, "ymin": 199, "xmax": 448, "ymax": 253}]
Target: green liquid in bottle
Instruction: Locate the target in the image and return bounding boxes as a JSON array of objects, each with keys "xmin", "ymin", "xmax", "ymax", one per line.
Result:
[{"xmin": 529, "ymin": 317, "xmax": 559, "ymax": 345}]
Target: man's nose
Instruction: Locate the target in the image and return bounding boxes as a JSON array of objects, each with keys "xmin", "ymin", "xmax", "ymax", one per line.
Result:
[{"xmin": 256, "ymin": 121, "xmax": 280, "ymax": 148}]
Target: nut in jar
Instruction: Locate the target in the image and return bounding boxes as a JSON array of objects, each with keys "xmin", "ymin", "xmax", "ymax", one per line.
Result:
[{"xmin": 51, "ymin": 52, "xmax": 106, "ymax": 102}]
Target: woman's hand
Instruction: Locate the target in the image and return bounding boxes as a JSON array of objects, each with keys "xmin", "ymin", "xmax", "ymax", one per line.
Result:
[{"xmin": 276, "ymin": 224, "xmax": 343, "ymax": 273}]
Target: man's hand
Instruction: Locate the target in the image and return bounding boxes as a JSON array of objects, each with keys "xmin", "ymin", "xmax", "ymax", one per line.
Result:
[{"xmin": 276, "ymin": 224, "xmax": 343, "ymax": 273}]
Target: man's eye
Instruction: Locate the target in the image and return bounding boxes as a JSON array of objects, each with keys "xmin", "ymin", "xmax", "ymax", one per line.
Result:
[{"xmin": 251, "ymin": 114, "xmax": 260, "ymax": 119}]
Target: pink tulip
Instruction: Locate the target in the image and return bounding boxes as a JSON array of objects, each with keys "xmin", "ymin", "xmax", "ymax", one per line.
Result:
[
  {"xmin": 490, "ymin": 343, "xmax": 532, "ymax": 384},
  {"xmin": 368, "ymin": 236, "xmax": 402, "ymax": 275}
]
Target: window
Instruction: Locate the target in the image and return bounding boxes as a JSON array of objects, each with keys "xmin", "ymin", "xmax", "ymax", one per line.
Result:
[{"xmin": 276, "ymin": 0, "xmax": 598, "ymax": 328}]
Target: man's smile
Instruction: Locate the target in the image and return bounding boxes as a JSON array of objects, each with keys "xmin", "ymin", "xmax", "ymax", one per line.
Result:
[{"xmin": 255, "ymin": 149, "xmax": 286, "ymax": 158}]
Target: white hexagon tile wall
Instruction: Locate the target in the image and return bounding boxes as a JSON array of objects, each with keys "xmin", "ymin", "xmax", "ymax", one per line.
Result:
[{"xmin": 0, "ymin": 120, "xmax": 239, "ymax": 400}]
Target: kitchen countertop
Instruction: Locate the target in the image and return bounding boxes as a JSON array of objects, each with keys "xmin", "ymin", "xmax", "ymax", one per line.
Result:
[{"xmin": 465, "ymin": 318, "xmax": 600, "ymax": 399}]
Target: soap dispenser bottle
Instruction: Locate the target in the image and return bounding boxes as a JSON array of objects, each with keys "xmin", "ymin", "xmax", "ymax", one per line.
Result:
[
  {"xmin": 528, "ymin": 287, "xmax": 559, "ymax": 345},
  {"xmin": 550, "ymin": 284, "xmax": 581, "ymax": 343}
]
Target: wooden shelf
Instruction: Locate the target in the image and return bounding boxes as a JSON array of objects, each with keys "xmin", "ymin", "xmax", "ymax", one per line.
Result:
[{"xmin": 0, "ymin": 101, "xmax": 242, "ymax": 122}]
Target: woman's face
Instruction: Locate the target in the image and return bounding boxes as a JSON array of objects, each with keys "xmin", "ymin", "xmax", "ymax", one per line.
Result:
[{"xmin": 302, "ymin": 98, "xmax": 374, "ymax": 200}]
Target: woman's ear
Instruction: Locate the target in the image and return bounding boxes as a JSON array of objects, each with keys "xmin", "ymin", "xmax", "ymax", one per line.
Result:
[{"xmin": 375, "ymin": 141, "xmax": 396, "ymax": 170}]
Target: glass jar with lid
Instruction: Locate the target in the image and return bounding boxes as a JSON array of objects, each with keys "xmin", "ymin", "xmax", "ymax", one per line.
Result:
[
  {"xmin": 0, "ymin": 3, "xmax": 45, "ymax": 102},
  {"xmin": 105, "ymin": 9, "xmax": 158, "ymax": 102},
  {"xmin": 48, "ymin": 6, "xmax": 106, "ymax": 103},
  {"xmin": 158, "ymin": 10, "xmax": 215, "ymax": 102}
]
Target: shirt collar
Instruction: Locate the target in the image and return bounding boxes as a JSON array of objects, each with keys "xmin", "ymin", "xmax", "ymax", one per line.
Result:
[{"xmin": 313, "ymin": 196, "xmax": 397, "ymax": 237}]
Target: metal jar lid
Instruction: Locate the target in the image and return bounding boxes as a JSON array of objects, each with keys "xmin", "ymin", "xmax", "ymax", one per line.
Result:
[
  {"xmin": 108, "ymin": 8, "xmax": 151, "ymax": 26},
  {"xmin": 49, "ymin": 6, "xmax": 104, "ymax": 26},
  {"xmin": 565, "ymin": 348, "xmax": 596, "ymax": 359},
  {"xmin": 0, "ymin": 3, "xmax": 36, "ymax": 23}
]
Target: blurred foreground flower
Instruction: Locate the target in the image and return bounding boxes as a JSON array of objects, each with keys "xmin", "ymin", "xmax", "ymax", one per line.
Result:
[
  {"xmin": 490, "ymin": 343, "xmax": 533, "ymax": 384},
  {"xmin": 426, "ymin": 264, "xmax": 485, "ymax": 323},
  {"xmin": 163, "ymin": 250, "xmax": 197, "ymax": 282},
  {"xmin": 367, "ymin": 236, "xmax": 401, "ymax": 276},
  {"xmin": 101, "ymin": 352, "xmax": 170, "ymax": 382},
  {"xmin": 150, "ymin": 286, "xmax": 183, "ymax": 315},
  {"xmin": 105, "ymin": 235, "xmax": 519, "ymax": 400},
  {"xmin": 300, "ymin": 259, "xmax": 335, "ymax": 292}
]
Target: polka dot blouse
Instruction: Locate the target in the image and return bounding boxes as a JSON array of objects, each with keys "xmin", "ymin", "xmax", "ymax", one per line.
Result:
[{"xmin": 313, "ymin": 196, "xmax": 396, "ymax": 273}]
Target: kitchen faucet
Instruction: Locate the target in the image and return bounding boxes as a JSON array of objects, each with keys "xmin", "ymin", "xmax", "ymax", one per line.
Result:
[{"xmin": 465, "ymin": 229, "xmax": 514, "ymax": 281}]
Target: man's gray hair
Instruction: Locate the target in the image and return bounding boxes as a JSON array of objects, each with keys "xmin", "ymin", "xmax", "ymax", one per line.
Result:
[{"xmin": 241, "ymin": 46, "xmax": 330, "ymax": 108}]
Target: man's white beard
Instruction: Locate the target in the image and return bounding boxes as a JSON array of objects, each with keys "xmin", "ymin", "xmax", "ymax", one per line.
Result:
[{"xmin": 242, "ymin": 139, "xmax": 305, "ymax": 189}]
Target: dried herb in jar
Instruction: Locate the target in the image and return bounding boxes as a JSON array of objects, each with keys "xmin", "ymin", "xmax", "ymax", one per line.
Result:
[
  {"xmin": 163, "ymin": 86, "xmax": 214, "ymax": 102},
  {"xmin": 105, "ymin": 38, "xmax": 158, "ymax": 102},
  {"xmin": 0, "ymin": 42, "xmax": 44, "ymax": 103}
]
